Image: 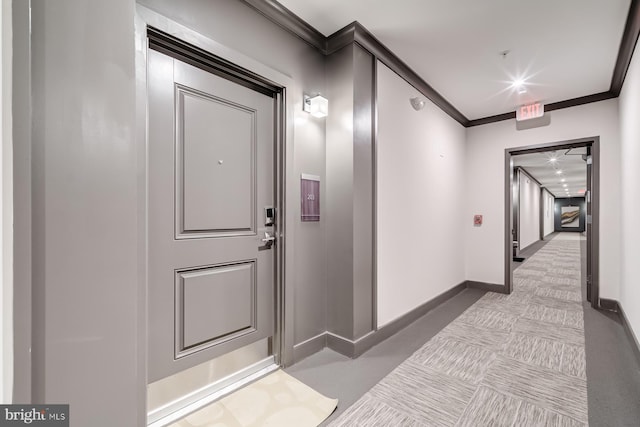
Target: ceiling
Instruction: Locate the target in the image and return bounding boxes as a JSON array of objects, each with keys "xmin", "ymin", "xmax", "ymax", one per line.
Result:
[
  {"xmin": 512, "ymin": 148, "xmax": 587, "ymax": 198},
  {"xmin": 276, "ymin": 0, "xmax": 631, "ymax": 120}
]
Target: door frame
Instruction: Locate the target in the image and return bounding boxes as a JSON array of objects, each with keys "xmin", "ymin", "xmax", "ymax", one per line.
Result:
[
  {"xmin": 504, "ymin": 136, "xmax": 600, "ymax": 308},
  {"xmin": 135, "ymin": 2, "xmax": 293, "ymax": 409}
]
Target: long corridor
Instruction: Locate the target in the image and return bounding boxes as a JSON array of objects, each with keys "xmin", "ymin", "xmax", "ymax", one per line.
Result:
[{"xmin": 324, "ymin": 233, "xmax": 587, "ymax": 425}]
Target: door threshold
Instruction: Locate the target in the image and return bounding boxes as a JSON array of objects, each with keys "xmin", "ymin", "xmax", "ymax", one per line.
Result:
[{"xmin": 148, "ymin": 358, "xmax": 278, "ymax": 427}]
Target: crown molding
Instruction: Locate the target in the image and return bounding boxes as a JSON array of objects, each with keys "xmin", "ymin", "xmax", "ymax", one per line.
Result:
[
  {"xmin": 241, "ymin": 0, "xmax": 640, "ymax": 128},
  {"xmin": 611, "ymin": 0, "xmax": 640, "ymax": 95},
  {"xmin": 327, "ymin": 22, "xmax": 468, "ymax": 126},
  {"xmin": 467, "ymin": 111, "xmax": 516, "ymax": 127},
  {"xmin": 545, "ymin": 91, "xmax": 617, "ymax": 112},
  {"xmin": 467, "ymin": 91, "xmax": 617, "ymax": 127},
  {"xmin": 241, "ymin": 0, "xmax": 326, "ymax": 52}
]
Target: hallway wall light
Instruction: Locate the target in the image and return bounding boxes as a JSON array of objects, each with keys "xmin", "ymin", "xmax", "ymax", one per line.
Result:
[{"xmin": 303, "ymin": 94, "xmax": 329, "ymax": 118}]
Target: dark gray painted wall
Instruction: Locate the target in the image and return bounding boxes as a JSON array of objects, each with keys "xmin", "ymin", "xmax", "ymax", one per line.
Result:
[
  {"xmin": 326, "ymin": 44, "xmax": 355, "ymax": 339},
  {"xmin": 554, "ymin": 197, "xmax": 586, "ymax": 232},
  {"xmin": 352, "ymin": 45, "xmax": 375, "ymax": 338},
  {"xmin": 137, "ymin": 0, "xmax": 328, "ymax": 357},
  {"xmin": 14, "ymin": 0, "xmax": 328, "ymax": 424},
  {"xmin": 29, "ymin": 0, "xmax": 143, "ymax": 425},
  {"xmin": 11, "ymin": 0, "xmax": 32, "ymax": 403},
  {"xmin": 325, "ymin": 44, "xmax": 375, "ymax": 341}
]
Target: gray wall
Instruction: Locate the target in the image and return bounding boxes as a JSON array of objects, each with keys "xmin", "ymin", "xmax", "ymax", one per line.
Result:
[
  {"xmin": 554, "ymin": 197, "xmax": 586, "ymax": 232},
  {"xmin": 28, "ymin": 0, "xmax": 143, "ymax": 425},
  {"xmin": 351, "ymin": 45, "xmax": 375, "ymax": 338},
  {"xmin": 14, "ymin": 0, "xmax": 328, "ymax": 424},
  {"xmin": 326, "ymin": 44, "xmax": 355, "ymax": 339},
  {"xmin": 325, "ymin": 44, "xmax": 375, "ymax": 341},
  {"xmin": 137, "ymin": 0, "xmax": 328, "ymax": 365},
  {"xmin": 11, "ymin": 0, "xmax": 32, "ymax": 403}
]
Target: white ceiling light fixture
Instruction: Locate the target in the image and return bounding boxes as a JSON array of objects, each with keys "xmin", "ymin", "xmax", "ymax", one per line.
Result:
[
  {"xmin": 303, "ymin": 94, "xmax": 329, "ymax": 118},
  {"xmin": 503, "ymin": 52, "xmax": 527, "ymax": 94},
  {"xmin": 511, "ymin": 78, "xmax": 527, "ymax": 94},
  {"xmin": 556, "ymin": 170, "xmax": 563, "ymax": 175}
]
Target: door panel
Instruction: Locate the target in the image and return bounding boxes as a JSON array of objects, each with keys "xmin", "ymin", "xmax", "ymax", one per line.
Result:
[
  {"xmin": 148, "ymin": 49, "xmax": 275, "ymax": 383},
  {"xmin": 177, "ymin": 85, "xmax": 255, "ymax": 235},
  {"xmin": 178, "ymin": 262, "xmax": 255, "ymax": 353}
]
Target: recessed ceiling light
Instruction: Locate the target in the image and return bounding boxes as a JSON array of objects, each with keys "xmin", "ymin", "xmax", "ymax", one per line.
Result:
[
  {"xmin": 561, "ymin": 178, "xmax": 566, "ymax": 182},
  {"xmin": 549, "ymin": 158, "xmax": 557, "ymax": 163},
  {"xmin": 563, "ymin": 184, "xmax": 568, "ymax": 187},
  {"xmin": 511, "ymin": 78, "xmax": 527, "ymax": 94},
  {"xmin": 556, "ymin": 170, "xmax": 563, "ymax": 175}
]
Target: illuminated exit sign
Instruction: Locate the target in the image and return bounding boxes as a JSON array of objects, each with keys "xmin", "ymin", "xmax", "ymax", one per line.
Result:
[{"xmin": 516, "ymin": 102, "xmax": 544, "ymax": 121}]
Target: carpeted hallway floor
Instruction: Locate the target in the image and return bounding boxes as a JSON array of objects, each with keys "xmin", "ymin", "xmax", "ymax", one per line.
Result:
[{"xmin": 327, "ymin": 233, "xmax": 588, "ymax": 426}]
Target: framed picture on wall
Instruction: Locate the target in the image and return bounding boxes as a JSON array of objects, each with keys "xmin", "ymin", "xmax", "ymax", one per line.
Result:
[{"xmin": 561, "ymin": 206, "xmax": 580, "ymax": 228}]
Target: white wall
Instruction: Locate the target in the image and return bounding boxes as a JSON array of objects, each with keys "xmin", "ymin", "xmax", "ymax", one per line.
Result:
[
  {"xmin": 465, "ymin": 99, "xmax": 621, "ymax": 299},
  {"xmin": 619, "ymin": 39, "xmax": 640, "ymax": 342},
  {"xmin": 377, "ymin": 63, "xmax": 467, "ymax": 327},
  {"xmin": 1, "ymin": 0, "xmax": 12, "ymax": 403},
  {"xmin": 542, "ymin": 190, "xmax": 554, "ymax": 237},
  {"xmin": 518, "ymin": 169, "xmax": 541, "ymax": 250}
]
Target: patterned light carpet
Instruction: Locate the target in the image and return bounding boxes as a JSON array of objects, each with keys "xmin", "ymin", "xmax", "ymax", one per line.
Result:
[{"xmin": 329, "ymin": 233, "xmax": 587, "ymax": 426}]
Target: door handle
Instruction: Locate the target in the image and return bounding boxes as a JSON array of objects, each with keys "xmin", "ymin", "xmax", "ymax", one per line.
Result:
[{"xmin": 261, "ymin": 231, "xmax": 276, "ymax": 248}]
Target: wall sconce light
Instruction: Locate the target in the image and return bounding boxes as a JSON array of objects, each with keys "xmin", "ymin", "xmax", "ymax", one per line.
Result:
[{"xmin": 303, "ymin": 94, "xmax": 329, "ymax": 118}]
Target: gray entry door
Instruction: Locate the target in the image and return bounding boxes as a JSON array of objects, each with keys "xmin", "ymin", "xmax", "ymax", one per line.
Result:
[{"xmin": 147, "ymin": 49, "xmax": 275, "ymax": 382}]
